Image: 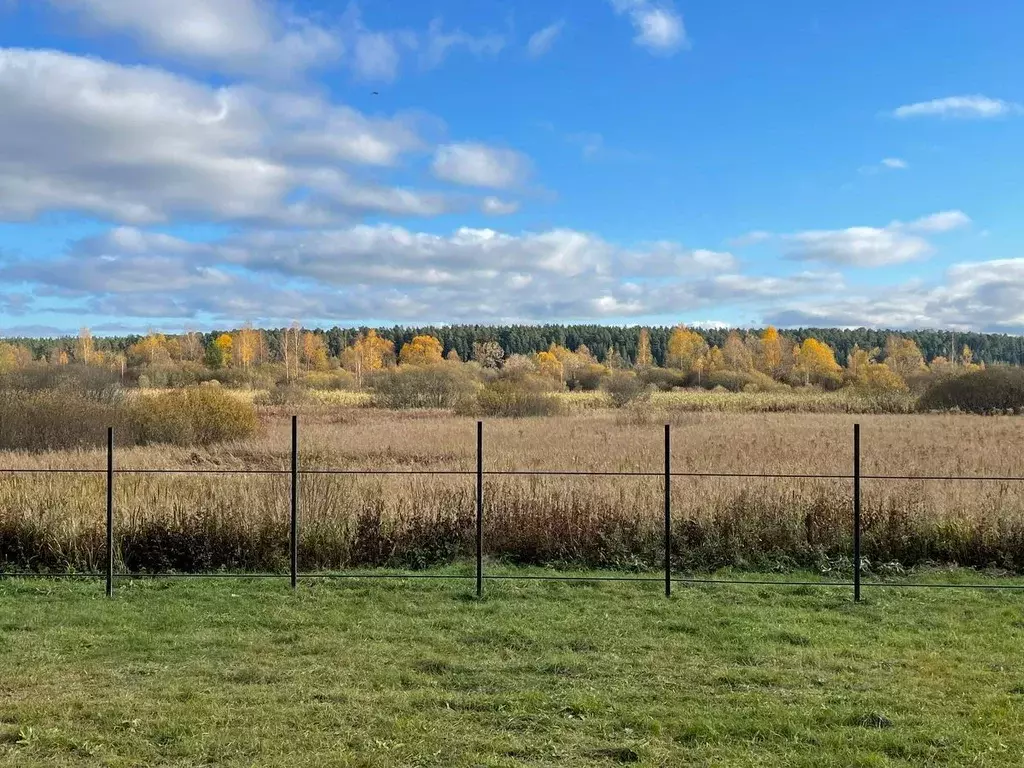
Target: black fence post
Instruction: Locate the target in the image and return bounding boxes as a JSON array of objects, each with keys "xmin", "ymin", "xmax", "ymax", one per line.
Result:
[
  {"xmin": 664, "ymin": 423, "xmax": 672, "ymax": 598},
  {"xmin": 290, "ymin": 415, "xmax": 298, "ymax": 591},
  {"xmin": 853, "ymin": 423, "xmax": 861, "ymax": 603},
  {"xmin": 476, "ymin": 420, "xmax": 484, "ymax": 598},
  {"xmin": 106, "ymin": 426, "xmax": 114, "ymax": 598}
]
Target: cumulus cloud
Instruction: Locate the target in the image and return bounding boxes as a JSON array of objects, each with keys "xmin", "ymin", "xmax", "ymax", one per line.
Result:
[
  {"xmin": 432, "ymin": 143, "xmax": 531, "ymax": 188},
  {"xmin": 610, "ymin": 0, "xmax": 687, "ymax": 54},
  {"xmin": 766, "ymin": 258, "xmax": 1024, "ymax": 333},
  {"xmin": 2, "ymin": 224, "xmax": 830, "ymax": 324},
  {"xmin": 892, "ymin": 95, "xmax": 1021, "ymax": 119},
  {"xmin": 481, "ymin": 196, "xmax": 520, "ymax": 215},
  {"xmin": 43, "ymin": 0, "xmax": 339, "ymax": 75},
  {"xmin": 0, "ymin": 48, "xmax": 456, "ymax": 224},
  {"xmin": 526, "ymin": 21, "xmax": 564, "ymax": 58},
  {"xmin": 907, "ymin": 210, "xmax": 972, "ymax": 233},
  {"xmin": 783, "ymin": 211, "xmax": 970, "ymax": 267}
]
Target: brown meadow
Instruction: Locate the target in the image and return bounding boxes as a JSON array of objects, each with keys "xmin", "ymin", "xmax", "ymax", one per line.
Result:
[{"xmin": 2, "ymin": 407, "xmax": 1023, "ymax": 574}]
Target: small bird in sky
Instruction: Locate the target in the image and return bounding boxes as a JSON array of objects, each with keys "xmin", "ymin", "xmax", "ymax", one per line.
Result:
[{"xmin": 371, "ymin": 91, "xmax": 379, "ymax": 96}]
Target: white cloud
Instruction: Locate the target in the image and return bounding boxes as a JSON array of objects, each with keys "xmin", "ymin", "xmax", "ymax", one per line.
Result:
[
  {"xmin": 859, "ymin": 157, "xmax": 908, "ymax": 175},
  {"xmin": 783, "ymin": 211, "xmax": 970, "ymax": 267},
  {"xmin": 610, "ymin": 0, "xmax": 687, "ymax": 54},
  {"xmin": 4, "ymin": 224, "xmax": 825, "ymax": 324},
  {"xmin": 788, "ymin": 228, "xmax": 930, "ymax": 267},
  {"xmin": 481, "ymin": 196, "xmax": 520, "ymax": 215},
  {"xmin": 893, "ymin": 95, "xmax": 1020, "ymax": 119},
  {"xmin": 432, "ymin": 143, "xmax": 531, "ymax": 189},
  {"xmin": 352, "ymin": 32, "xmax": 401, "ymax": 81},
  {"xmin": 0, "ymin": 48, "xmax": 455, "ymax": 224},
  {"xmin": 338, "ymin": 4, "xmax": 418, "ymax": 83},
  {"xmin": 421, "ymin": 19, "xmax": 504, "ymax": 69},
  {"xmin": 766, "ymin": 258, "xmax": 1024, "ymax": 333},
  {"xmin": 908, "ymin": 210, "xmax": 972, "ymax": 233},
  {"xmin": 44, "ymin": 0, "xmax": 339, "ymax": 75},
  {"xmin": 526, "ymin": 21, "xmax": 564, "ymax": 58}
]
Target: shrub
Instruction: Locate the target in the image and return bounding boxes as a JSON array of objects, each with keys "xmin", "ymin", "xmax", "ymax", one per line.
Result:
[
  {"xmin": 134, "ymin": 363, "xmax": 202, "ymax": 389},
  {"xmin": 302, "ymin": 370, "xmax": 357, "ymax": 391},
  {"xmin": 602, "ymin": 371, "xmax": 652, "ymax": 408},
  {"xmin": 638, "ymin": 367, "xmax": 688, "ymax": 391},
  {"xmin": 0, "ymin": 363, "xmax": 122, "ymax": 402},
  {"xmin": 918, "ymin": 367, "xmax": 1024, "ymax": 414},
  {"xmin": 132, "ymin": 388, "xmax": 260, "ymax": 445},
  {"xmin": 567, "ymin": 363, "xmax": 606, "ymax": 391},
  {"xmin": 254, "ymin": 383, "xmax": 310, "ymax": 407},
  {"xmin": 0, "ymin": 390, "xmax": 127, "ymax": 451},
  {"xmin": 475, "ymin": 378, "xmax": 563, "ymax": 417},
  {"xmin": 370, "ymin": 364, "xmax": 477, "ymax": 409},
  {"xmin": 703, "ymin": 370, "xmax": 783, "ymax": 393}
]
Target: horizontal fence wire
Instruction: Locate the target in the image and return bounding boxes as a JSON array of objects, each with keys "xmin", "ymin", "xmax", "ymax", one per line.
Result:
[
  {"xmin": 4, "ymin": 419, "xmax": 1024, "ymax": 599},
  {"xmin": 4, "ymin": 572, "xmax": 1024, "ymax": 592},
  {"xmin": 5, "ymin": 467, "xmax": 1024, "ymax": 481},
  {"xmin": 0, "ymin": 468, "xmax": 106, "ymax": 474}
]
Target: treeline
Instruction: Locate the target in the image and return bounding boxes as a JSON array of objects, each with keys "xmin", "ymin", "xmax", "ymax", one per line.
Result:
[{"xmin": 6, "ymin": 324, "xmax": 1024, "ymax": 367}]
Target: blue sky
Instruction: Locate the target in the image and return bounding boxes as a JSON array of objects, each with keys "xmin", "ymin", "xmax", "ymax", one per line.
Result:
[{"xmin": 0, "ymin": 0, "xmax": 1022, "ymax": 335}]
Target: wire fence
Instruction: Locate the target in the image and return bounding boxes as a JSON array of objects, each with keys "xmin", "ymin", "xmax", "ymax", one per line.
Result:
[{"xmin": 2, "ymin": 418, "xmax": 1024, "ymax": 600}]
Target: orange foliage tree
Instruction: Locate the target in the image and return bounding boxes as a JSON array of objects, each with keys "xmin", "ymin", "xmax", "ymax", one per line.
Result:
[
  {"xmin": 666, "ymin": 326, "xmax": 708, "ymax": 374},
  {"xmin": 794, "ymin": 338, "xmax": 841, "ymax": 386},
  {"xmin": 302, "ymin": 332, "xmax": 329, "ymax": 371},
  {"xmin": 399, "ymin": 335, "xmax": 443, "ymax": 366},
  {"xmin": 758, "ymin": 327, "xmax": 783, "ymax": 378}
]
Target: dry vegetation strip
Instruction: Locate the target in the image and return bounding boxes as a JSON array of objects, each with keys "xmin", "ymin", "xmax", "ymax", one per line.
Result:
[{"xmin": 2, "ymin": 409, "xmax": 1023, "ymax": 574}]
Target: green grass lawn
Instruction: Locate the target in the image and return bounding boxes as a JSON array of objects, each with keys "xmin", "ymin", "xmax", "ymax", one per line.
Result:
[{"xmin": 2, "ymin": 570, "xmax": 1024, "ymax": 767}]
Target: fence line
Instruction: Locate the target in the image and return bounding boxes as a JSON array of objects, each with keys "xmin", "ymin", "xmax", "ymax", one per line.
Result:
[{"xmin": 2, "ymin": 419, "xmax": 1024, "ymax": 601}]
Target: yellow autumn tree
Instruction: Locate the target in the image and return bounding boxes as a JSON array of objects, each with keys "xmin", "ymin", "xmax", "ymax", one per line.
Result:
[
  {"xmin": 884, "ymin": 335, "xmax": 926, "ymax": 380},
  {"xmin": 341, "ymin": 330, "xmax": 395, "ymax": 387},
  {"xmin": 214, "ymin": 333, "xmax": 233, "ymax": 366},
  {"xmin": 0, "ymin": 342, "xmax": 31, "ymax": 373},
  {"xmin": 234, "ymin": 323, "xmax": 259, "ymax": 370},
  {"xmin": 794, "ymin": 338, "xmax": 841, "ymax": 386},
  {"xmin": 666, "ymin": 325, "xmax": 709, "ymax": 374},
  {"xmin": 635, "ymin": 328, "xmax": 654, "ymax": 368},
  {"xmin": 722, "ymin": 331, "xmax": 753, "ymax": 372},
  {"xmin": 399, "ymin": 335, "xmax": 443, "ymax": 366},
  {"xmin": 301, "ymin": 332, "xmax": 329, "ymax": 371},
  {"xmin": 846, "ymin": 344, "xmax": 881, "ymax": 380},
  {"xmin": 128, "ymin": 331, "xmax": 170, "ymax": 365},
  {"xmin": 758, "ymin": 326, "xmax": 783, "ymax": 378},
  {"xmin": 535, "ymin": 350, "xmax": 564, "ymax": 383},
  {"xmin": 856, "ymin": 361, "xmax": 908, "ymax": 393},
  {"xmin": 706, "ymin": 346, "xmax": 725, "ymax": 373}
]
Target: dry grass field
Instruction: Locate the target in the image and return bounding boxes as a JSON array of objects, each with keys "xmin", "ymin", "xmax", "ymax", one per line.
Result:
[{"xmin": 2, "ymin": 405, "xmax": 1023, "ymax": 575}]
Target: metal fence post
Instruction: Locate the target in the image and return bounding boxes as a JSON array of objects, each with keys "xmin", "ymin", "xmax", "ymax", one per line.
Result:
[
  {"xmin": 290, "ymin": 415, "xmax": 298, "ymax": 591},
  {"xmin": 664, "ymin": 423, "xmax": 672, "ymax": 598},
  {"xmin": 106, "ymin": 426, "xmax": 114, "ymax": 598},
  {"xmin": 476, "ymin": 420, "xmax": 483, "ymax": 598},
  {"xmin": 853, "ymin": 423, "xmax": 861, "ymax": 603}
]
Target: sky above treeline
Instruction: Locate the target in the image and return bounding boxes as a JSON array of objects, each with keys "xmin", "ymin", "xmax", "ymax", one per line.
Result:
[{"xmin": 0, "ymin": 0, "xmax": 1022, "ymax": 336}]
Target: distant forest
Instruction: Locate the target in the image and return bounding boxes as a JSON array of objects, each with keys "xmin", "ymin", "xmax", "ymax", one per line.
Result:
[{"xmin": 7, "ymin": 326, "xmax": 1024, "ymax": 368}]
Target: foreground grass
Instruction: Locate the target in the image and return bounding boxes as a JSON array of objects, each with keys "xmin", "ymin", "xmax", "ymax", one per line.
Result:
[{"xmin": 2, "ymin": 571, "xmax": 1024, "ymax": 767}]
